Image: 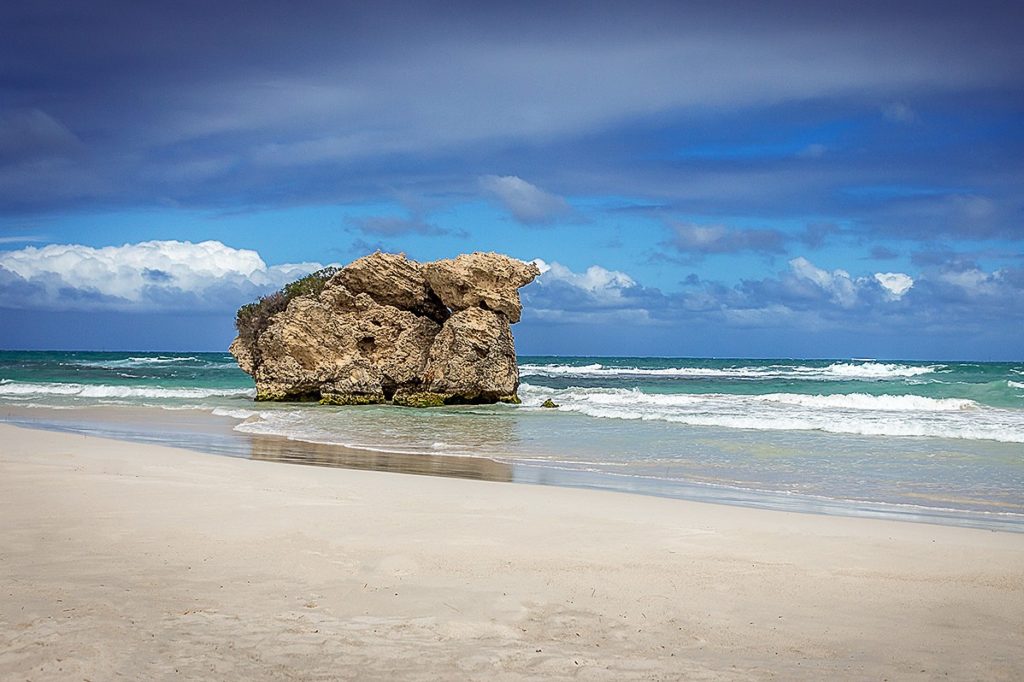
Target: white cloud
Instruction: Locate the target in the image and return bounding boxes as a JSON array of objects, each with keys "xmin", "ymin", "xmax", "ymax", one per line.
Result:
[
  {"xmin": 0, "ymin": 240, "xmax": 325, "ymax": 311},
  {"xmin": 789, "ymin": 256, "xmax": 861, "ymax": 307},
  {"xmin": 523, "ymin": 258, "xmax": 649, "ymax": 324},
  {"xmin": 936, "ymin": 267, "xmax": 1004, "ymax": 296},
  {"xmin": 874, "ymin": 272, "xmax": 914, "ymax": 299},
  {"xmin": 788, "ymin": 257, "xmax": 918, "ymax": 307},
  {"xmin": 479, "ymin": 175, "xmax": 570, "ymax": 224},
  {"xmin": 531, "ymin": 258, "xmax": 635, "ymax": 301}
]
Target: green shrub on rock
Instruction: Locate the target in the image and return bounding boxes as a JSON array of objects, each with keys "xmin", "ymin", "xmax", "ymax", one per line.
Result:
[{"xmin": 235, "ymin": 266, "xmax": 340, "ymax": 345}]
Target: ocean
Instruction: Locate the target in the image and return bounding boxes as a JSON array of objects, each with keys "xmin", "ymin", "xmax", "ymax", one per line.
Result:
[{"xmin": 2, "ymin": 351, "xmax": 1022, "ymax": 531}]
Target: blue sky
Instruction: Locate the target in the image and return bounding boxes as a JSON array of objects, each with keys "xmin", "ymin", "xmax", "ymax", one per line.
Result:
[{"xmin": 1, "ymin": 1, "xmax": 1021, "ymax": 359}]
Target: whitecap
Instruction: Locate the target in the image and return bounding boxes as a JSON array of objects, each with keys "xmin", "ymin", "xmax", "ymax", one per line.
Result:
[
  {"xmin": 211, "ymin": 407, "xmax": 267, "ymax": 420},
  {"xmin": 518, "ymin": 361, "xmax": 942, "ymax": 381},
  {"xmin": 0, "ymin": 381, "xmax": 255, "ymax": 400},
  {"xmin": 750, "ymin": 393, "xmax": 976, "ymax": 412},
  {"xmin": 518, "ymin": 384, "xmax": 1023, "ymax": 443}
]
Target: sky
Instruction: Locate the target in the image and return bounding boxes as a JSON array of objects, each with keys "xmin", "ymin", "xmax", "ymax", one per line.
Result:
[{"xmin": 1, "ymin": 1, "xmax": 1022, "ymax": 359}]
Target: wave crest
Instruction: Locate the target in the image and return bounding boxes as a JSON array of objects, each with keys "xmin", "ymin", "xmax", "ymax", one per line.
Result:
[
  {"xmin": 519, "ymin": 361, "xmax": 943, "ymax": 381},
  {"xmin": 517, "ymin": 384, "xmax": 1021, "ymax": 443},
  {"xmin": 0, "ymin": 380, "xmax": 254, "ymax": 400}
]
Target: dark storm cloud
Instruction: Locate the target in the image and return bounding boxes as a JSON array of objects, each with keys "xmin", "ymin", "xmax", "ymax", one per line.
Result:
[{"xmin": 2, "ymin": 0, "xmax": 1023, "ymax": 223}]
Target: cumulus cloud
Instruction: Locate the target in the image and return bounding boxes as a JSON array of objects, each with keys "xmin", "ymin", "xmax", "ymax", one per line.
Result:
[
  {"xmin": 519, "ymin": 253, "xmax": 1019, "ymax": 342},
  {"xmin": 785, "ymin": 257, "xmax": 915, "ymax": 306},
  {"xmin": 667, "ymin": 222, "xmax": 786, "ymax": 255},
  {"xmin": 480, "ymin": 175, "xmax": 570, "ymax": 225},
  {"xmin": 0, "ymin": 240, "xmax": 326, "ymax": 311},
  {"xmin": 933, "ymin": 267, "xmax": 1006, "ymax": 297},
  {"xmin": 532, "ymin": 259, "xmax": 635, "ymax": 301},
  {"xmin": 788, "ymin": 256, "xmax": 862, "ymax": 307},
  {"xmin": 523, "ymin": 255, "xmax": 922, "ymax": 328},
  {"xmin": 874, "ymin": 272, "xmax": 914, "ymax": 299},
  {"xmin": 522, "ymin": 259, "xmax": 656, "ymax": 324}
]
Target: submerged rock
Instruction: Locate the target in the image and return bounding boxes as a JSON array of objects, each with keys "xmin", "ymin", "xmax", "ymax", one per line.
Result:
[{"xmin": 230, "ymin": 251, "xmax": 540, "ymax": 406}]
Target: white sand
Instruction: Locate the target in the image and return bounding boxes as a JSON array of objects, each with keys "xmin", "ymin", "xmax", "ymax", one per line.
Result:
[{"xmin": 1, "ymin": 423, "xmax": 1022, "ymax": 680}]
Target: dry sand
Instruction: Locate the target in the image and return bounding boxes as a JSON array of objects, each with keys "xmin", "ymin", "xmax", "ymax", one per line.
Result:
[{"xmin": 1, "ymin": 423, "xmax": 1022, "ymax": 680}]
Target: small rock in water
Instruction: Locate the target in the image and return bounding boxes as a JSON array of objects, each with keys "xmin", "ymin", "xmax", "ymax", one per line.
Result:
[{"xmin": 541, "ymin": 399, "xmax": 559, "ymax": 408}]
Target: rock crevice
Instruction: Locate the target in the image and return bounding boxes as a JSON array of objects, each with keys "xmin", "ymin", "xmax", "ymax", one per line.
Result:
[{"xmin": 229, "ymin": 251, "xmax": 539, "ymax": 406}]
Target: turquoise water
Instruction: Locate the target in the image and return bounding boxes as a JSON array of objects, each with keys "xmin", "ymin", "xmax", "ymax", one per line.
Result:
[{"xmin": 2, "ymin": 351, "xmax": 1022, "ymax": 529}]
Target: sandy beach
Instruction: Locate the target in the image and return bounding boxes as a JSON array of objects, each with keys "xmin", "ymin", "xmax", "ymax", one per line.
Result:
[{"xmin": 1, "ymin": 423, "xmax": 1022, "ymax": 680}]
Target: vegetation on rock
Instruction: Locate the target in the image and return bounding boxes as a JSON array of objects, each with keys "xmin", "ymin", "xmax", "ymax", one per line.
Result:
[{"xmin": 235, "ymin": 266, "xmax": 340, "ymax": 345}]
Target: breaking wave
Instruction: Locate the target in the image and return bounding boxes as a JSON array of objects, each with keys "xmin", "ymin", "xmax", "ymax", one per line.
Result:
[
  {"xmin": 518, "ymin": 384, "xmax": 1023, "ymax": 443},
  {"xmin": 0, "ymin": 380, "xmax": 254, "ymax": 400},
  {"xmin": 210, "ymin": 407, "xmax": 268, "ymax": 420},
  {"xmin": 518, "ymin": 361, "xmax": 944, "ymax": 381},
  {"xmin": 56, "ymin": 355, "xmax": 240, "ymax": 370},
  {"xmin": 749, "ymin": 393, "xmax": 976, "ymax": 412}
]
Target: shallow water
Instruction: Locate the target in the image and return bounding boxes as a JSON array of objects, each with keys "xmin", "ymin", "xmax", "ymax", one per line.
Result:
[{"xmin": 2, "ymin": 351, "xmax": 1022, "ymax": 530}]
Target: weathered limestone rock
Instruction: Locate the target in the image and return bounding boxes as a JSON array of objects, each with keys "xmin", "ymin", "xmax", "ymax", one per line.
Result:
[
  {"xmin": 333, "ymin": 252, "xmax": 449, "ymax": 323},
  {"xmin": 228, "ymin": 336, "xmax": 255, "ymax": 375},
  {"xmin": 417, "ymin": 308, "xmax": 519, "ymax": 402},
  {"xmin": 251, "ymin": 293, "xmax": 439, "ymax": 402},
  {"xmin": 230, "ymin": 251, "xmax": 539, "ymax": 406},
  {"xmin": 421, "ymin": 252, "xmax": 540, "ymax": 323}
]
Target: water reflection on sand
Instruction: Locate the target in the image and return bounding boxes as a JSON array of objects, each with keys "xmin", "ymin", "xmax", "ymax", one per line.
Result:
[{"xmin": 246, "ymin": 432, "xmax": 513, "ymax": 482}]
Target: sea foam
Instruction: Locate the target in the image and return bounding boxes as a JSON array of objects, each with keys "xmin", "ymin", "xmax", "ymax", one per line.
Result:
[
  {"xmin": 750, "ymin": 392, "xmax": 976, "ymax": 412},
  {"xmin": 0, "ymin": 380, "xmax": 254, "ymax": 400},
  {"xmin": 518, "ymin": 384, "xmax": 1023, "ymax": 443},
  {"xmin": 59, "ymin": 355, "xmax": 230, "ymax": 370},
  {"xmin": 518, "ymin": 361, "xmax": 943, "ymax": 381}
]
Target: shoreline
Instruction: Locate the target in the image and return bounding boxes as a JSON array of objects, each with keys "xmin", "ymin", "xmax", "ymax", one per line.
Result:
[
  {"xmin": 2, "ymin": 422, "xmax": 1022, "ymax": 679},
  {"xmin": 3, "ymin": 403, "xmax": 1023, "ymax": 533}
]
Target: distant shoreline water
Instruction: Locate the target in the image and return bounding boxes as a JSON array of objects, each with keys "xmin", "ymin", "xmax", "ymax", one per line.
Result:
[{"xmin": 2, "ymin": 351, "xmax": 1022, "ymax": 531}]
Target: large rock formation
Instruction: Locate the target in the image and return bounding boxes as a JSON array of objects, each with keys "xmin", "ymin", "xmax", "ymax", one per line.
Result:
[{"xmin": 229, "ymin": 251, "xmax": 540, "ymax": 406}]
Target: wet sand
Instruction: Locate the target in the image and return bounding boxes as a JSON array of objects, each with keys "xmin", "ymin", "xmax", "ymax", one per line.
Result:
[{"xmin": 1, "ymin": 423, "xmax": 1022, "ymax": 680}]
